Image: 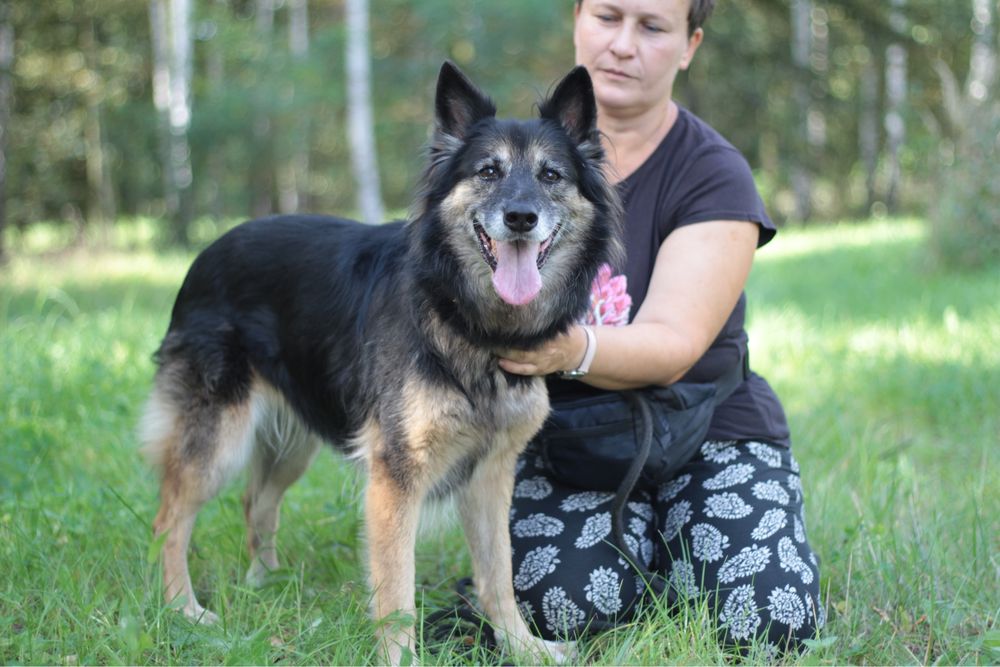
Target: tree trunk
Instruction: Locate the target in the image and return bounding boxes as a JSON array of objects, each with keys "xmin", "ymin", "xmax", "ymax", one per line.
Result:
[
  {"xmin": 169, "ymin": 0, "xmax": 195, "ymax": 238},
  {"xmin": 884, "ymin": 0, "xmax": 907, "ymax": 213},
  {"xmin": 81, "ymin": 17, "xmax": 117, "ymax": 235},
  {"xmin": 251, "ymin": 0, "xmax": 275, "ymax": 218},
  {"xmin": 149, "ymin": 0, "xmax": 195, "ymax": 245},
  {"xmin": 206, "ymin": 4, "xmax": 225, "ymax": 221},
  {"xmin": 149, "ymin": 0, "xmax": 175, "ymax": 229},
  {"xmin": 345, "ymin": 0, "xmax": 384, "ymax": 224},
  {"xmin": 279, "ymin": 0, "xmax": 310, "ymax": 214},
  {"xmin": 790, "ymin": 0, "xmax": 813, "ymax": 222},
  {"xmin": 859, "ymin": 46, "xmax": 880, "ymax": 213},
  {"xmin": 0, "ymin": 0, "xmax": 12, "ymax": 262}
]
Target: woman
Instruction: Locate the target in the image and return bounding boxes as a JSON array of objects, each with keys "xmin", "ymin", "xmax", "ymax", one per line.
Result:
[{"xmin": 498, "ymin": 0, "xmax": 823, "ymax": 653}]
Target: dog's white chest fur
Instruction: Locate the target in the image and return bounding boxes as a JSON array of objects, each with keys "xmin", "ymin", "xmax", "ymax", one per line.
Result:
[{"xmin": 396, "ymin": 373, "xmax": 549, "ymax": 475}]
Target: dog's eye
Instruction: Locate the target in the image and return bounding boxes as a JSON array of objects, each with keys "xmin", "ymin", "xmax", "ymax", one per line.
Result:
[
  {"xmin": 478, "ymin": 165, "xmax": 500, "ymax": 181},
  {"xmin": 541, "ymin": 168, "xmax": 562, "ymax": 184}
]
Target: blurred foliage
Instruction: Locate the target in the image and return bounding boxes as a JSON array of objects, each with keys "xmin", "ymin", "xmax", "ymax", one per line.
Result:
[
  {"xmin": 1, "ymin": 0, "xmax": 998, "ymax": 240},
  {"xmin": 930, "ymin": 101, "xmax": 1000, "ymax": 269}
]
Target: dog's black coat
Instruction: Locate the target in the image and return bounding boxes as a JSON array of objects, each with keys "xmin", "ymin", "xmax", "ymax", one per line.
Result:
[
  {"xmin": 154, "ymin": 63, "xmax": 621, "ymax": 491},
  {"xmin": 144, "ymin": 64, "xmax": 624, "ymax": 660},
  {"xmin": 160, "ymin": 216, "xmax": 405, "ymax": 439}
]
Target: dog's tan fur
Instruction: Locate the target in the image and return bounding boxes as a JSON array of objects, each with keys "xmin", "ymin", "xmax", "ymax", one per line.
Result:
[
  {"xmin": 142, "ymin": 361, "xmax": 563, "ymax": 663},
  {"xmin": 140, "ymin": 63, "xmax": 618, "ymax": 665}
]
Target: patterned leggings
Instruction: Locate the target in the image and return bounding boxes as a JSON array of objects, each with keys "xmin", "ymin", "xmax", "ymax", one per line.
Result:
[{"xmin": 509, "ymin": 439, "xmax": 824, "ymax": 652}]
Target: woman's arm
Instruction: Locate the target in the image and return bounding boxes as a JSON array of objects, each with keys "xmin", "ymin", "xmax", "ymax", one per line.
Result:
[{"xmin": 497, "ymin": 220, "xmax": 758, "ymax": 389}]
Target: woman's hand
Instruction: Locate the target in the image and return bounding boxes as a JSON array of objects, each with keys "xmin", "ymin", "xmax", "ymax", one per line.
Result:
[
  {"xmin": 497, "ymin": 326, "xmax": 589, "ymax": 376},
  {"xmin": 500, "ymin": 220, "xmax": 759, "ymax": 388},
  {"xmin": 498, "ymin": 220, "xmax": 757, "ymax": 387}
]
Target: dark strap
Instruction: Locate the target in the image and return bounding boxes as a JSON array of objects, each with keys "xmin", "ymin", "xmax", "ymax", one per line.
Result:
[
  {"xmin": 613, "ymin": 351, "xmax": 750, "ymax": 606},
  {"xmin": 710, "ymin": 348, "xmax": 751, "ymax": 410},
  {"xmin": 420, "ymin": 577, "xmax": 508, "ymax": 661}
]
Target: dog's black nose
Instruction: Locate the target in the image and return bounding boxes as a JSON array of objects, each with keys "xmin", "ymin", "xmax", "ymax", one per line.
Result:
[{"xmin": 504, "ymin": 209, "xmax": 538, "ymax": 232}]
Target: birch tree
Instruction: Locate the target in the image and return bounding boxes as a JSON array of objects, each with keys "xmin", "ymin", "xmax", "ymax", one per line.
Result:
[
  {"xmin": 251, "ymin": 0, "xmax": 275, "ymax": 217},
  {"xmin": 81, "ymin": 16, "xmax": 116, "ymax": 231},
  {"xmin": 858, "ymin": 47, "xmax": 880, "ymax": 212},
  {"xmin": 150, "ymin": 0, "xmax": 195, "ymax": 244},
  {"xmin": 345, "ymin": 0, "xmax": 384, "ymax": 224},
  {"xmin": 279, "ymin": 0, "xmax": 310, "ymax": 214},
  {"xmin": 206, "ymin": 0, "xmax": 226, "ymax": 220},
  {"xmin": 0, "ymin": 0, "xmax": 12, "ymax": 261},
  {"xmin": 883, "ymin": 0, "xmax": 907, "ymax": 213},
  {"xmin": 790, "ymin": 0, "xmax": 814, "ymax": 222}
]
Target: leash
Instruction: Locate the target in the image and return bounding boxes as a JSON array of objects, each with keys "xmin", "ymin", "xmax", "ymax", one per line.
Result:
[
  {"xmin": 423, "ymin": 354, "xmax": 752, "ymax": 651},
  {"xmin": 614, "ymin": 389, "xmax": 671, "ymax": 601},
  {"xmin": 612, "ymin": 352, "xmax": 750, "ymax": 607}
]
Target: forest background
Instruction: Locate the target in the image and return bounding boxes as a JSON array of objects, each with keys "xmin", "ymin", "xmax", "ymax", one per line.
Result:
[
  {"xmin": 0, "ymin": 0, "xmax": 998, "ymax": 266},
  {"xmin": 1, "ymin": 1, "xmax": 999, "ymax": 664}
]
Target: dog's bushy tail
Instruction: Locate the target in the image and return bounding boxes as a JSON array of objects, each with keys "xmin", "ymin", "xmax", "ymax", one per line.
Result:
[{"xmin": 153, "ymin": 312, "xmax": 254, "ymax": 401}]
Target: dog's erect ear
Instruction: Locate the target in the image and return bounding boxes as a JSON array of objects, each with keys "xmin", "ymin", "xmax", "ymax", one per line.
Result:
[
  {"xmin": 435, "ymin": 61, "xmax": 497, "ymax": 140},
  {"xmin": 539, "ymin": 66, "xmax": 598, "ymax": 145}
]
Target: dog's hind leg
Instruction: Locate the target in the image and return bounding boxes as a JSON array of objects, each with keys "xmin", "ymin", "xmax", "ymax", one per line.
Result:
[
  {"xmin": 243, "ymin": 402, "xmax": 320, "ymax": 586},
  {"xmin": 141, "ymin": 376, "xmax": 259, "ymax": 623}
]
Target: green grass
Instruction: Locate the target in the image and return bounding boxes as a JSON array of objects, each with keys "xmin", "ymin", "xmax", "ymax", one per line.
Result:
[{"xmin": 1, "ymin": 218, "xmax": 997, "ymax": 664}]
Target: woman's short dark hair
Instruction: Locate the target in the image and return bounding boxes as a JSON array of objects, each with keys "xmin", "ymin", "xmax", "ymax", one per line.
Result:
[{"xmin": 575, "ymin": 0, "xmax": 716, "ymax": 37}]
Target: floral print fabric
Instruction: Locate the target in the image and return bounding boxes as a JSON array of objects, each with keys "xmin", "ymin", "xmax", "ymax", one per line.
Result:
[{"xmin": 509, "ymin": 440, "xmax": 823, "ymax": 652}]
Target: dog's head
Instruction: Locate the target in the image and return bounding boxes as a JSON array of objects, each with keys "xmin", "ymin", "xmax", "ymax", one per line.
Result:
[{"xmin": 412, "ymin": 62, "xmax": 623, "ymax": 344}]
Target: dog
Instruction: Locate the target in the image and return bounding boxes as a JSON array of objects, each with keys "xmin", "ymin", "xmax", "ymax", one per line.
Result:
[{"xmin": 140, "ymin": 61, "xmax": 621, "ymax": 664}]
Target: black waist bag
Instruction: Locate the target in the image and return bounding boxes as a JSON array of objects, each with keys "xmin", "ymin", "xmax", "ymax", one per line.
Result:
[
  {"xmin": 536, "ymin": 355, "xmax": 750, "ymax": 609},
  {"xmin": 536, "ymin": 356, "xmax": 748, "ymax": 492}
]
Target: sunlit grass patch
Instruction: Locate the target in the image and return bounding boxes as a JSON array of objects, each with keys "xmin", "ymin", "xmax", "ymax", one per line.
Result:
[
  {"xmin": 757, "ymin": 217, "xmax": 926, "ymax": 260},
  {"xmin": 746, "ymin": 218, "xmax": 999, "ymax": 665},
  {"xmin": 1, "ymin": 217, "xmax": 996, "ymax": 664}
]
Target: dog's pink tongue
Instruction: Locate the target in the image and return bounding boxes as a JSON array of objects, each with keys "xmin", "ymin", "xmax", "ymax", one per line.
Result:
[{"xmin": 492, "ymin": 240, "xmax": 542, "ymax": 306}]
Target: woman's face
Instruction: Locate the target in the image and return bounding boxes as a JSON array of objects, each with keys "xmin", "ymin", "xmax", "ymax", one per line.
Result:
[{"xmin": 574, "ymin": 0, "xmax": 703, "ymax": 117}]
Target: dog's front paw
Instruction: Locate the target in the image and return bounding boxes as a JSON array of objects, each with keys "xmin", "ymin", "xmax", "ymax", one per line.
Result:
[
  {"xmin": 531, "ymin": 637, "xmax": 577, "ymax": 664},
  {"xmin": 500, "ymin": 632, "xmax": 576, "ymax": 665},
  {"xmin": 181, "ymin": 602, "xmax": 220, "ymax": 625},
  {"xmin": 245, "ymin": 558, "xmax": 274, "ymax": 588}
]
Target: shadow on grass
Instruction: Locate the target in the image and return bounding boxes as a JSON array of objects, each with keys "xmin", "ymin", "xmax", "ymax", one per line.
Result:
[
  {"xmin": 2, "ymin": 274, "xmax": 182, "ymax": 323},
  {"xmin": 2, "ymin": 221, "xmax": 997, "ymax": 664}
]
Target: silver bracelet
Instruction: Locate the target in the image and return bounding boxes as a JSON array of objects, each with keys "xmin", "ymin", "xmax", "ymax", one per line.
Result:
[{"xmin": 557, "ymin": 325, "xmax": 596, "ymax": 379}]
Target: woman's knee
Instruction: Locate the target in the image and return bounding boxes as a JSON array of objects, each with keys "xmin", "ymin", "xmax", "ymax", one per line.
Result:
[
  {"xmin": 716, "ymin": 575, "xmax": 824, "ymax": 653},
  {"xmin": 513, "ymin": 563, "xmax": 647, "ymax": 641}
]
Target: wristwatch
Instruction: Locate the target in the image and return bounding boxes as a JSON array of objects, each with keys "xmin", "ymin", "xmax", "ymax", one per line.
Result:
[{"xmin": 557, "ymin": 325, "xmax": 596, "ymax": 379}]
